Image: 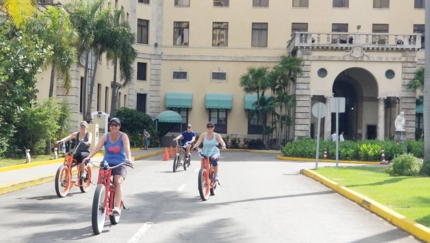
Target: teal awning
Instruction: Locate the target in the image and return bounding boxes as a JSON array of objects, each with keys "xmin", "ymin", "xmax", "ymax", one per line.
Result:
[
  {"xmin": 154, "ymin": 110, "xmax": 182, "ymax": 123},
  {"xmin": 244, "ymin": 94, "xmax": 258, "ymax": 110},
  {"xmin": 417, "ymin": 104, "xmax": 423, "ymax": 114},
  {"xmin": 165, "ymin": 92, "xmax": 193, "ymax": 108},
  {"xmin": 205, "ymin": 93, "xmax": 233, "ymax": 109}
]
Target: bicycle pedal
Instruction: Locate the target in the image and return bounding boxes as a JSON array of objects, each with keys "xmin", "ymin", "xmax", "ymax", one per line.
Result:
[{"xmin": 122, "ymin": 204, "xmax": 129, "ymax": 210}]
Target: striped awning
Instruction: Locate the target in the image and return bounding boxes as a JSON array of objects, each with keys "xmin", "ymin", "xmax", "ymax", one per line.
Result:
[
  {"xmin": 165, "ymin": 92, "xmax": 193, "ymax": 108},
  {"xmin": 205, "ymin": 93, "xmax": 233, "ymax": 109}
]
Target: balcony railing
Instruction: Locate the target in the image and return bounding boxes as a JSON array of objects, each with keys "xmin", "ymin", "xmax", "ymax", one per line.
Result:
[{"xmin": 287, "ymin": 32, "xmax": 422, "ymax": 54}]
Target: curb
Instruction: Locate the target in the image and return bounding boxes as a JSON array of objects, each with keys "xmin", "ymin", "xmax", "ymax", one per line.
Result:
[
  {"xmin": 0, "ymin": 149, "xmax": 164, "ymax": 196},
  {"xmin": 224, "ymin": 149, "xmax": 281, "ymax": 154},
  {"xmin": 301, "ymin": 169, "xmax": 430, "ymax": 242},
  {"xmin": 277, "ymin": 155, "xmax": 382, "ymax": 165}
]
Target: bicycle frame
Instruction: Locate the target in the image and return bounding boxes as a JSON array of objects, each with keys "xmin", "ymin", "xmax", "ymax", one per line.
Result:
[{"xmin": 96, "ymin": 166, "xmax": 123, "ymax": 218}]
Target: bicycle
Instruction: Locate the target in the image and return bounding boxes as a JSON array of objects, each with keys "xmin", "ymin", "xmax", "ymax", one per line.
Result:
[
  {"xmin": 90, "ymin": 160, "xmax": 133, "ymax": 235},
  {"xmin": 54, "ymin": 141, "xmax": 92, "ymax": 198},
  {"xmin": 197, "ymin": 144, "xmax": 222, "ymax": 201},
  {"xmin": 173, "ymin": 140, "xmax": 192, "ymax": 172}
]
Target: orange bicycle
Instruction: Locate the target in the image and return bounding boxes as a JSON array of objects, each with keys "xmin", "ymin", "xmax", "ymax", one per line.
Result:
[
  {"xmin": 54, "ymin": 141, "xmax": 92, "ymax": 198},
  {"xmin": 197, "ymin": 144, "xmax": 222, "ymax": 201}
]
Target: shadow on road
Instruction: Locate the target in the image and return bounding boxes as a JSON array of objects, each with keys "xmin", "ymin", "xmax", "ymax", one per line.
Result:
[{"xmin": 348, "ymin": 229, "xmax": 424, "ymax": 243}]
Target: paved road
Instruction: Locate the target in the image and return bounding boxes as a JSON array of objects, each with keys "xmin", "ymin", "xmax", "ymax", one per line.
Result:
[{"xmin": 0, "ymin": 152, "xmax": 422, "ymax": 243}]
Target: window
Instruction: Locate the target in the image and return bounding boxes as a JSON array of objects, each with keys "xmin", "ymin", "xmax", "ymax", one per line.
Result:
[
  {"xmin": 173, "ymin": 71, "xmax": 188, "ymax": 81},
  {"xmin": 138, "ymin": 0, "xmax": 149, "ymax": 3},
  {"xmin": 415, "ymin": 0, "xmax": 425, "ymax": 8},
  {"xmin": 136, "ymin": 93, "xmax": 146, "ymax": 113},
  {"xmin": 248, "ymin": 114, "xmax": 263, "ymax": 134},
  {"xmin": 414, "ymin": 24, "xmax": 425, "ymax": 48},
  {"xmin": 252, "ymin": 23, "xmax": 268, "ymax": 47},
  {"xmin": 175, "ymin": 0, "xmax": 190, "ymax": 7},
  {"xmin": 209, "ymin": 109, "xmax": 227, "ymax": 133},
  {"xmin": 292, "ymin": 0, "xmax": 308, "ymax": 7},
  {"xmin": 373, "ymin": 0, "xmax": 389, "ymax": 8},
  {"xmin": 97, "ymin": 84, "xmax": 101, "ymax": 111},
  {"xmin": 211, "ymin": 71, "xmax": 227, "ymax": 82},
  {"xmin": 212, "ymin": 22, "xmax": 228, "ymax": 46},
  {"xmin": 332, "ymin": 23, "xmax": 349, "ymax": 43},
  {"xmin": 137, "ymin": 62, "xmax": 147, "ymax": 81},
  {"xmin": 214, "ymin": 0, "xmax": 228, "ymax": 6},
  {"xmin": 118, "ymin": 92, "xmax": 121, "ymax": 108},
  {"xmin": 124, "ymin": 95, "xmax": 127, "ymax": 108},
  {"xmin": 105, "ymin": 87, "xmax": 109, "ymax": 113},
  {"xmin": 170, "ymin": 108, "xmax": 188, "ymax": 132},
  {"xmin": 291, "ymin": 23, "xmax": 308, "ymax": 42},
  {"xmin": 253, "ymin": 0, "xmax": 268, "ymax": 7},
  {"xmin": 173, "ymin": 22, "xmax": 189, "ymax": 46},
  {"xmin": 372, "ymin": 24, "xmax": 389, "ymax": 44},
  {"xmin": 80, "ymin": 77, "xmax": 84, "ymax": 113},
  {"xmin": 137, "ymin": 19, "xmax": 149, "ymax": 44},
  {"xmin": 333, "ymin": 0, "xmax": 349, "ymax": 7}
]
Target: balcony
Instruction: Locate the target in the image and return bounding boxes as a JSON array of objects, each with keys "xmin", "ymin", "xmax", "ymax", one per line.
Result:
[{"xmin": 287, "ymin": 32, "xmax": 422, "ymax": 54}]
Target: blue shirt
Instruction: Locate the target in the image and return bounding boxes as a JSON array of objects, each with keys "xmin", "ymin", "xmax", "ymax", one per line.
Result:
[
  {"xmin": 103, "ymin": 132, "xmax": 126, "ymax": 165},
  {"xmin": 181, "ymin": 130, "xmax": 196, "ymax": 145}
]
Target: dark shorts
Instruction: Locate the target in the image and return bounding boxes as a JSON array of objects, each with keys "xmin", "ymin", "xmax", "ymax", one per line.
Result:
[
  {"xmin": 110, "ymin": 164, "xmax": 127, "ymax": 179},
  {"xmin": 73, "ymin": 152, "xmax": 89, "ymax": 164}
]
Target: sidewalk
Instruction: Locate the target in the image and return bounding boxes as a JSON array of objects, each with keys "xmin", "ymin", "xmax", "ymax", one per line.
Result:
[{"xmin": 0, "ymin": 148, "xmax": 164, "ymax": 195}]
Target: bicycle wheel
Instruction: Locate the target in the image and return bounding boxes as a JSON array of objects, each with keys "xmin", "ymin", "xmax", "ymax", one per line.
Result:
[
  {"xmin": 183, "ymin": 154, "xmax": 191, "ymax": 170},
  {"xmin": 109, "ymin": 195, "xmax": 121, "ymax": 225},
  {"xmin": 198, "ymin": 168, "xmax": 210, "ymax": 201},
  {"xmin": 55, "ymin": 165, "xmax": 71, "ymax": 198},
  {"xmin": 79, "ymin": 165, "xmax": 92, "ymax": 193},
  {"xmin": 173, "ymin": 154, "xmax": 179, "ymax": 172},
  {"xmin": 92, "ymin": 184, "xmax": 106, "ymax": 235},
  {"xmin": 210, "ymin": 171, "xmax": 217, "ymax": 196}
]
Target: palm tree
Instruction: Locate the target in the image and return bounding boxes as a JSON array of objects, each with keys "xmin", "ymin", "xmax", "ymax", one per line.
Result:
[
  {"xmin": 1, "ymin": 0, "xmax": 36, "ymax": 28},
  {"xmin": 106, "ymin": 9, "xmax": 137, "ymax": 115},
  {"xmin": 66, "ymin": 0, "xmax": 104, "ymax": 120},
  {"xmin": 407, "ymin": 67, "xmax": 424, "ymax": 91}
]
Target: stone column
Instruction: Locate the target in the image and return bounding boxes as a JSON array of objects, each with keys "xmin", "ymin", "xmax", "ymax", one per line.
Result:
[
  {"xmin": 324, "ymin": 96, "xmax": 331, "ymax": 140},
  {"xmin": 377, "ymin": 97, "xmax": 385, "ymax": 140}
]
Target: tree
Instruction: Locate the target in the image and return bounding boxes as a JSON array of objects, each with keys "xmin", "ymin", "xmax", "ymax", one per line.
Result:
[
  {"xmin": 107, "ymin": 9, "xmax": 137, "ymax": 115},
  {"xmin": 1, "ymin": 0, "xmax": 36, "ymax": 28},
  {"xmin": 406, "ymin": 67, "xmax": 424, "ymax": 91}
]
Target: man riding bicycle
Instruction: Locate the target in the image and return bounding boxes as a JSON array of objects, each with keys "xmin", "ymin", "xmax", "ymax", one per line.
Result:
[{"xmin": 173, "ymin": 124, "xmax": 196, "ymax": 164}]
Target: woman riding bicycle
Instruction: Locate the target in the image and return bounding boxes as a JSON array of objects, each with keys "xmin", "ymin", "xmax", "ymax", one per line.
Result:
[
  {"xmin": 56, "ymin": 121, "xmax": 92, "ymax": 179},
  {"xmin": 83, "ymin": 117, "xmax": 134, "ymax": 216},
  {"xmin": 192, "ymin": 121, "xmax": 226, "ymax": 181}
]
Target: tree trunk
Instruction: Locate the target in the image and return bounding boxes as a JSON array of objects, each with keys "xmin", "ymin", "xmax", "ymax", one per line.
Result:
[
  {"xmin": 82, "ymin": 51, "xmax": 90, "ymax": 121},
  {"xmin": 85, "ymin": 51, "xmax": 99, "ymax": 121},
  {"xmin": 110, "ymin": 55, "xmax": 118, "ymax": 116},
  {"xmin": 424, "ymin": 2, "xmax": 430, "ymax": 162},
  {"xmin": 48, "ymin": 62, "xmax": 56, "ymax": 97}
]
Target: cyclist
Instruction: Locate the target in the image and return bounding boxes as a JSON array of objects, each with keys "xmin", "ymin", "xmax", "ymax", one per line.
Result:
[
  {"xmin": 192, "ymin": 121, "xmax": 226, "ymax": 181},
  {"xmin": 56, "ymin": 121, "xmax": 92, "ymax": 179},
  {"xmin": 83, "ymin": 117, "xmax": 134, "ymax": 216},
  {"xmin": 173, "ymin": 124, "xmax": 196, "ymax": 164}
]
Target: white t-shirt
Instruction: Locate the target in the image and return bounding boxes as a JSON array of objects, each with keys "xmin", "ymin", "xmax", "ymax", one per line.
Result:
[
  {"xmin": 339, "ymin": 134, "xmax": 344, "ymax": 141},
  {"xmin": 331, "ymin": 133, "xmax": 337, "ymax": 141}
]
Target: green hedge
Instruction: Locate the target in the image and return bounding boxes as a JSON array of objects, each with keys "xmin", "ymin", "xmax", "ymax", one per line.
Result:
[{"xmin": 282, "ymin": 139, "xmax": 409, "ymax": 161}]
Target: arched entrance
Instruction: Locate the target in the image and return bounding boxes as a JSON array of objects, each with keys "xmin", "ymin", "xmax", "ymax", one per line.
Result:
[{"xmin": 331, "ymin": 68, "xmax": 378, "ymax": 141}]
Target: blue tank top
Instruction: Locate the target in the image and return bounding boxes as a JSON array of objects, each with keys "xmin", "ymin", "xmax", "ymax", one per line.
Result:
[
  {"xmin": 203, "ymin": 132, "xmax": 220, "ymax": 157},
  {"xmin": 103, "ymin": 132, "xmax": 126, "ymax": 165}
]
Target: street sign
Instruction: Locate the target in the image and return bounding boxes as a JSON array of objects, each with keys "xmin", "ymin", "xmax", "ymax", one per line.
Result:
[
  {"xmin": 312, "ymin": 102, "xmax": 327, "ymax": 118},
  {"xmin": 330, "ymin": 97, "xmax": 346, "ymax": 113}
]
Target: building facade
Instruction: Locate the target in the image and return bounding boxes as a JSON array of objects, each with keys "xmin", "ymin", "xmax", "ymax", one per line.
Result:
[{"xmin": 36, "ymin": 0, "xmax": 425, "ymax": 140}]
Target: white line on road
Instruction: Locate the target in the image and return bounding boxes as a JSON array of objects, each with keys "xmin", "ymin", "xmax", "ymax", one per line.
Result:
[
  {"xmin": 126, "ymin": 222, "xmax": 153, "ymax": 243},
  {"xmin": 177, "ymin": 184, "xmax": 186, "ymax": 192}
]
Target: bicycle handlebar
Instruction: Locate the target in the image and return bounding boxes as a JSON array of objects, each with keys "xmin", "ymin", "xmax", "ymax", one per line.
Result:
[
  {"xmin": 89, "ymin": 159, "xmax": 133, "ymax": 169},
  {"xmin": 197, "ymin": 144, "xmax": 224, "ymax": 158},
  {"xmin": 175, "ymin": 140, "xmax": 192, "ymax": 148}
]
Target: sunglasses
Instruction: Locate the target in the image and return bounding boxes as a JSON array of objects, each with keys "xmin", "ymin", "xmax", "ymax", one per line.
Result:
[
  {"xmin": 187, "ymin": 127, "xmax": 191, "ymax": 129},
  {"xmin": 109, "ymin": 124, "xmax": 119, "ymax": 127},
  {"xmin": 80, "ymin": 125, "xmax": 86, "ymax": 128},
  {"xmin": 207, "ymin": 126, "xmax": 214, "ymax": 128}
]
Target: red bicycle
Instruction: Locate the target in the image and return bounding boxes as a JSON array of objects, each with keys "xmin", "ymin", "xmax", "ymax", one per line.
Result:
[
  {"xmin": 90, "ymin": 160, "xmax": 133, "ymax": 235},
  {"xmin": 197, "ymin": 144, "xmax": 222, "ymax": 201}
]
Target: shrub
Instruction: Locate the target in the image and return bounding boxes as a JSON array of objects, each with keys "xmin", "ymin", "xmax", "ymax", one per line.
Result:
[
  {"xmin": 407, "ymin": 140, "xmax": 424, "ymax": 158},
  {"xmin": 420, "ymin": 159, "xmax": 430, "ymax": 176},
  {"xmin": 230, "ymin": 137, "xmax": 240, "ymax": 148},
  {"xmin": 113, "ymin": 108, "xmax": 156, "ymax": 147},
  {"xmin": 386, "ymin": 153, "xmax": 422, "ymax": 176},
  {"xmin": 248, "ymin": 138, "xmax": 264, "ymax": 149}
]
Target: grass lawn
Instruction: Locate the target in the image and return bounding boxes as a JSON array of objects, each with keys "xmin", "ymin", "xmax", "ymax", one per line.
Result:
[
  {"xmin": 314, "ymin": 166, "xmax": 430, "ymax": 227},
  {"xmin": 0, "ymin": 155, "xmax": 58, "ymax": 168}
]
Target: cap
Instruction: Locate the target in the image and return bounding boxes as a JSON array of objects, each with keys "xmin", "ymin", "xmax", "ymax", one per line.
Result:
[
  {"xmin": 206, "ymin": 121, "xmax": 215, "ymax": 127},
  {"xmin": 187, "ymin": 124, "xmax": 192, "ymax": 128},
  {"xmin": 109, "ymin": 117, "xmax": 121, "ymax": 125},
  {"xmin": 80, "ymin": 121, "xmax": 88, "ymax": 127}
]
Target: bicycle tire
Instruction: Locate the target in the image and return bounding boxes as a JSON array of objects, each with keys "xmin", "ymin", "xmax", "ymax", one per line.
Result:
[
  {"xmin": 92, "ymin": 184, "xmax": 106, "ymax": 235},
  {"xmin": 55, "ymin": 165, "xmax": 70, "ymax": 198},
  {"xmin": 198, "ymin": 168, "xmax": 210, "ymax": 201},
  {"xmin": 79, "ymin": 165, "xmax": 92, "ymax": 193},
  {"xmin": 109, "ymin": 193, "xmax": 121, "ymax": 225},
  {"xmin": 184, "ymin": 154, "xmax": 191, "ymax": 170},
  {"xmin": 173, "ymin": 154, "xmax": 179, "ymax": 172},
  {"xmin": 210, "ymin": 171, "xmax": 217, "ymax": 196}
]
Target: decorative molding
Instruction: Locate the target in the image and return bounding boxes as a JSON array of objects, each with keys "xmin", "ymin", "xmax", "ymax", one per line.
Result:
[
  {"xmin": 137, "ymin": 53, "xmax": 281, "ymax": 62},
  {"xmin": 344, "ymin": 46, "xmax": 369, "ymax": 59}
]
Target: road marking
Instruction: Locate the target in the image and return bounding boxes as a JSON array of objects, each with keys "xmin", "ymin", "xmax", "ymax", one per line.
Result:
[
  {"xmin": 126, "ymin": 222, "xmax": 153, "ymax": 243},
  {"xmin": 177, "ymin": 184, "xmax": 186, "ymax": 192},
  {"xmin": 194, "ymin": 168, "xmax": 199, "ymax": 173}
]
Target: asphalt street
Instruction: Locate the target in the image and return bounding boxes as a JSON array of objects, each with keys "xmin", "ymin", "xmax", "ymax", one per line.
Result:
[{"xmin": 0, "ymin": 152, "xmax": 422, "ymax": 243}]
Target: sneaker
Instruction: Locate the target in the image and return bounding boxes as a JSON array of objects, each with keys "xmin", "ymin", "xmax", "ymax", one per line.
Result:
[
  {"xmin": 80, "ymin": 170, "xmax": 87, "ymax": 179},
  {"xmin": 214, "ymin": 174, "xmax": 219, "ymax": 181},
  {"xmin": 112, "ymin": 207, "xmax": 121, "ymax": 216}
]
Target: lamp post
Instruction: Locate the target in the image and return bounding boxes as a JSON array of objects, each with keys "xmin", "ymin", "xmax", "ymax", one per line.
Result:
[{"xmin": 424, "ymin": 0, "xmax": 430, "ymax": 161}]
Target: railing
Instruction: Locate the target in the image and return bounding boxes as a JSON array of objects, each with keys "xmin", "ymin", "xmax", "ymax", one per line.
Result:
[{"xmin": 287, "ymin": 32, "xmax": 422, "ymax": 53}]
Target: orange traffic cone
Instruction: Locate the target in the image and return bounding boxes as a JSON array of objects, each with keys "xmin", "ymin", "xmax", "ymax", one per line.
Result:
[
  {"xmin": 169, "ymin": 146, "xmax": 174, "ymax": 158},
  {"xmin": 163, "ymin": 147, "xmax": 169, "ymax": 161}
]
